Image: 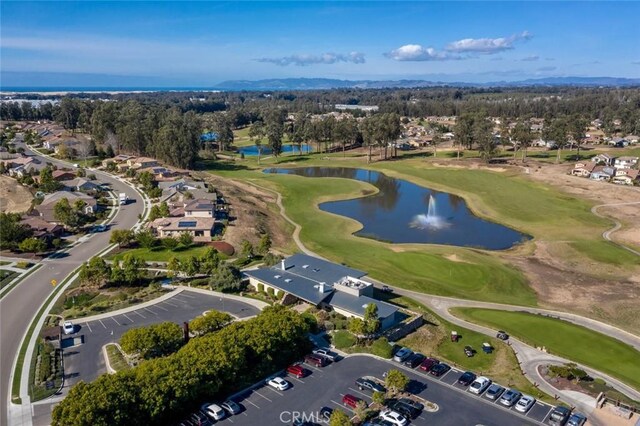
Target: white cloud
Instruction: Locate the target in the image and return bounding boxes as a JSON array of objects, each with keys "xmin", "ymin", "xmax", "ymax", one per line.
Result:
[
  {"xmin": 445, "ymin": 31, "xmax": 532, "ymax": 54},
  {"xmin": 385, "ymin": 44, "xmax": 460, "ymax": 61},
  {"xmin": 255, "ymin": 52, "xmax": 365, "ymax": 66}
]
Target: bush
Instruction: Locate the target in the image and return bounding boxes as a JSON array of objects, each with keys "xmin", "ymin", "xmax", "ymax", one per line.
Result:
[
  {"xmin": 370, "ymin": 337, "xmax": 393, "ymax": 359},
  {"xmin": 300, "ymin": 312, "xmax": 319, "ymax": 334},
  {"xmin": 257, "ymin": 283, "xmax": 264, "ymax": 293},
  {"xmin": 332, "ymin": 330, "xmax": 356, "ymax": 349},
  {"xmin": 266, "ymin": 287, "xmax": 275, "ymax": 299}
]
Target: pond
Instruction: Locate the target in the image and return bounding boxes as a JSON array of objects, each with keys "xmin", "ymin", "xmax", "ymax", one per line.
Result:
[
  {"xmin": 238, "ymin": 144, "xmax": 313, "ymax": 156},
  {"xmin": 266, "ymin": 167, "xmax": 530, "ymax": 250}
]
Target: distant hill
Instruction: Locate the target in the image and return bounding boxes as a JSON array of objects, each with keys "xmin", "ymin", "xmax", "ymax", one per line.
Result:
[{"xmin": 215, "ymin": 76, "xmax": 640, "ymax": 91}]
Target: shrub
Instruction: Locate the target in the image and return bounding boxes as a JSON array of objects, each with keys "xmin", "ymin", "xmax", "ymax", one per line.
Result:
[
  {"xmin": 257, "ymin": 283, "xmax": 264, "ymax": 293},
  {"xmin": 370, "ymin": 337, "xmax": 393, "ymax": 359},
  {"xmin": 332, "ymin": 330, "xmax": 356, "ymax": 349},
  {"xmin": 266, "ymin": 287, "xmax": 275, "ymax": 299}
]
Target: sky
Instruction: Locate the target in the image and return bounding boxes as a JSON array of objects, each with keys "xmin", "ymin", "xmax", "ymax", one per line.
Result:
[{"xmin": 1, "ymin": 1, "xmax": 639, "ymax": 87}]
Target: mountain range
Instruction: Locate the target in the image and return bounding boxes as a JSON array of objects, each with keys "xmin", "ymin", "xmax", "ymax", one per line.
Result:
[{"xmin": 215, "ymin": 76, "xmax": 640, "ymax": 91}]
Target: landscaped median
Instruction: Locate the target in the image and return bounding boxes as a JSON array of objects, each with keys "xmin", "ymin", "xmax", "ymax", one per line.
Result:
[{"xmin": 450, "ymin": 307, "xmax": 640, "ymax": 392}]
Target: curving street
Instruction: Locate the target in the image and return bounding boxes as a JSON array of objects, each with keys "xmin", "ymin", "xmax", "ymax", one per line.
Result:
[{"xmin": 0, "ymin": 142, "xmax": 146, "ymax": 426}]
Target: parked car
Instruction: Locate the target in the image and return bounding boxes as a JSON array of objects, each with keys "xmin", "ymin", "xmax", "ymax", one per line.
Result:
[
  {"xmin": 515, "ymin": 395, "xmax": 536, "ymax": 413},
  {"xmin": 548, "ymin": 405, "xmax": 572, "ymax": 426},
  {"xmin": 496, "ymin": 330, "xmax": 509, "ymax": 340},
  {"xmin": 318, "ymin": 407, "xmax": 333, "ymax": 421},
  {"xmin": 417, "ymin": 357, "xmax": 437, "ymax": 373},
  {"xmin": 457, "ymin": 371, "xmax": 477, "ymax": 386},
  {"xmin": 393, "ymin": 347, "xmax": 413, "ymax": 363},
  {"xmin": 388, "ymin": 398, "xmax": 423, "ymax": 419},
  {"xmin": 286, "ymin": 364, "xmax": 309, "ymax": 378},
  {"xmin": 469, "ymin": 376, "xmax": 491, "ymax": 394},
  {"xmin": 499, "ymin": 389, "xmax": 522, "ymax": 407},
  {"xmin": 566, "ymin": 413, "xmax": 587, "ymax": 426},
  {"xmin": 312, "ymin": 348, "xmax": 338, "ymax": 362},
  {"xmin": 304, "ymin": 354, "xmax": 327, "ymax": 367},
  {"xmin": 356, "ymin": 377, "xmax": 386, "ymax": 393},
  {"xmin": 363, "ymin": 419, "xmax": 394, "ymax": 426},
  {"xmin": 189, "ymin": 411, "xmax": 210, "ymax": 426},
  {"xmin": 464, "ymin": 345, "xmax": 474, "ymax": 357},
  {"xmin": 202, "ymin": 403, "xmax": 225, "ymax": 421},
  {"xmin": 342, "ymin": 393, "xmax": 365, "ymax": 409},
  {"xmin": 429, "ymin": 362, "xmax": 451, "ymax": 377},
  {"xmin": 93, "ymin": 224, "xmax": 107, "ymax": 232},
  {"xmin": 220, "ymin": 400, "xmax": 242, "ymax": 415},
  {"xmin": 403, "ymin": 353, "xmax": 425, "ymax": 368},
  {"xmin": 266, "ymin": 377, "xmax": 290, "ymax": 391},
  {"xmin": 379, "ymin": 409, "xmax": 408, "ymax": 426},
  {"xmin": 485, "ymin": 383, "xmax": 505, "ymax": 400},
  {"xmin": 62, "ymin": 321, "xmax": 75, "ymax": 335},
  {"xmin": 381, "ymin": 285, "xmax": 393, "ymax": 293}
]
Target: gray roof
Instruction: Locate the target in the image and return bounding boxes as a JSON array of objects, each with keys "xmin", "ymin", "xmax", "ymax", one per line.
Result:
[
  {"xmin": 282, "ymin": 254, "xmax": 365, "ymax": 284},
  {"xmin": 244, "ymin": 267, "xmax": 332, "ymax": 305},
  {"xmin": 325, "ymin": 291, "xmax": 398, "ymax": 320}
]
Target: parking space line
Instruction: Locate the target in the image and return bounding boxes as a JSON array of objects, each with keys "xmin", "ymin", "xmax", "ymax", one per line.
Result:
[
  {"xmin": 163, "ymin": 301, "xmax": 178, "ymax": 307},
  {"xmin": 123, "ymin": 313, "xmax": 134, "ymax": 323},
  {"xmin": 153, "ymin": 304, "xmax": 169, "ymax": 311},
  {"xmin": 133, "ymin": 310, "xmax": 146, "ymax": 319},
  {"xmin": 144, "ymin": 307, "xmax": 158, "ymax": 315},
  {"xmin": 330, "ymin": 399, "xmax": 353, "ymax": 413},
  {"xmin": 264, "ymin": 387, "xmax": 283, "ymax": 397},
  {"xmin": 347, "ymin": 387, "xmax": 372, "ymax": 400},
  {"xmin": 541, "ymin": 407, "xmax": 554, "ymax": 422},
  {"xmin": 177, "ymin": 292, "xmax": 195, "ymax": 298},
  {"xmin": 110, "ymin": 317, "xmax": 119, "ymax": 325},
  {"xmin": 244, "ymin": 399, "xmax": 260, "ymax": 409},
  {"xmin": 253, "ymin": 391, "xmax": 272, "ymax": 402},
  {"xmin": 84, "ymin": 322, "xmax": 92, "ymax": 333},
  {"xmin": 98, "ymin": 319, "xmax": 107, "ymax": 329},
  {"xmin": 290, "ymin": 377, "xmax": 305, "ymax": 384}
]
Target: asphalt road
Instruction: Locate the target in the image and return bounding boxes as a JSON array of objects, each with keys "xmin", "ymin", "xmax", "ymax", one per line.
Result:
[
  {"xmin": 31, "ymin": 290, "xmax": 260, "ymax": 426},
  {"xmin": 208, "ymin": 355, "xmax": 551, "ymax": 426},
  {"xmin": 0, "ymin": 142, "xmax": 145, "ymax": 426}
]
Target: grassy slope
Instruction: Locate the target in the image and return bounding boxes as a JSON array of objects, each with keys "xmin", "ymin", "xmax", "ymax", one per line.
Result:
[
  {"xmin": 108, "ymin": 245, "xmax": 210, "ymax": 262},
  {"xmin": 451, "ymin": 308, "xmax": 640, "ymax": 391}
]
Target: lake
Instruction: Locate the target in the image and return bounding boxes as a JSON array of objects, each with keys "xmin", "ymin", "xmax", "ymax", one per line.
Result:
[
  {"xmin": 266, "ymin": 167, "xmax": 530, "ymax": 250},
  {"xmin": 239, "ymin": 144, "xmax": 313, "ymax": 156}
]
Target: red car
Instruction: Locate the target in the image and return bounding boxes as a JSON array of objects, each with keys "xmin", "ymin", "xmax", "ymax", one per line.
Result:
[
  {"xmin": 286, "ymin": 364, "xmax": 309, "ymax": 378},
  {"xmin": 342, "ymin": 394, "xmax": 365, "ymax": 409},
  {"xmin": 419, "ymin": 357, "xmax": 439, "ymax": 372},
  {"xmin": 304, "ymin": 354, "xmax": 327, "ymax": 367}
]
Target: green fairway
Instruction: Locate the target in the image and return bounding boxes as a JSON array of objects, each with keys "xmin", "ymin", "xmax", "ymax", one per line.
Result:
[
  {"xmin": 108, "ymin": 244, "xmax": 211, "ymax": 262},
  {"xmin": 451, "ymin": 308, "xmax": 640, "ymax": 390},
  {"xmin": 569, "ymin": 240, "xmax": 640, "ymax": 265}
]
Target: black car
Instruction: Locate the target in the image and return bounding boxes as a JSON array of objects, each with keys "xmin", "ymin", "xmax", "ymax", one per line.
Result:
[
  {"xmin": 356, "ymin": 377, "xmax": 386, "ymax": 393},
  {"xmin": 457, "ymin": 371, "xmax": 477, "ymax": 386},
  {"xmin": 388, "ymin": 398, "xmax": 424, "ymax": 419},
  {"xmin": 319, "ymin": 407, "xmax": 333, "ymax": 421},
  {"xmin": 548, "ymin": 405, "xmax": 572, "ymax": 426},
  {"xmin": 403, "ymin": 353, "xmax": 426, "ymax": 368},
  {"xmin": 496, "ymin": 330, "xmax": 509, "ymax": 340},
  {"xmin": 429, "ymin": 362, "xmax": 451, "ymax": 377},
  {"xmin": 464, "ymin": 345, "xmax": 474, "ymax": 357}
]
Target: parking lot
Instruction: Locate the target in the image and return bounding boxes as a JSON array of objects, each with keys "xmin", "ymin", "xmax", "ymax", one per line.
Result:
[{"xmin": 208, "ymin": 354, "xmax": 556, "ymax": 426}]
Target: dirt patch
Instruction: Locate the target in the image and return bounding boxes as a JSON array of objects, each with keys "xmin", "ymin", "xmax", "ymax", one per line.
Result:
[
  {"xmin": 191, "ymin": 172, "xmax": 295, "ymax": 254},
  {"xmin": 0, "ymin": 175, "xmax": 32, "ymax": 213},
  {"xmin": 430, "ymin": 161, "xmax": 508, "ymax": 172},
  {"xmin": 443, "ymin": 254, "xmax": 473, "ymax": 263}
]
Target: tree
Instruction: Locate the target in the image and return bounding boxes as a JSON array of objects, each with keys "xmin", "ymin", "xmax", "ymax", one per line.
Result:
[
  {"xmin": 110, "ymin": 229, "xmax": 135, "ymax": 248},
  {"xmin": 120, "ymin": 322, "xmax": 183, "ymax": 359},
  {"xmin": 333, "ymin": 117, "xmax": 359, "ymax": 156},
  {"xmin": 569, "ymin": 114, "xmax": 588, "ymax": 159},
  {"xmin": 178, "ymin": 232, "xmax": 193, "ymax": 248},
  {"xmin": 240, "ymin": 240, "xmax": 254, "ymax": 258},
  {"xmin": 385, "ymin": 369, "xmax": 409, "ymax": 394},
  {"xmin": 431, "ymin": 132, "xmax": 444, "ymax": 158},
  {"xmin": 166, "ymin": 257, "xmax": 181, "ymax": 278},
  {"xmin": 512, "ymin": 120, "xmax": 533, "ymax": 162},
  {"xmin": 190, "ymin": 310, "xmax": 233, "ymax": 336},
  {"xmin": 210, "ymin": 113, "xmax": 234, "ymax": 152},
  {"xmin": 158, "ymin": 201, "xmax": 170, "ymax": 218},
  {"xmin": 329, "ymin": 409, "xmax": 352, "ymax": 426},
  {"xmin": 454, "ymin": 112, "xmax": 475, "ymax": 158},
  {"xmin": 363, "ymin": 303, "xmax": 380, "ymax": 336},
  {"xmin": 257, "ymin": 234, "xmax": 272, "ymax": 256},
  {"xmin": 18, "ymin": 237, "xmax": 47, "ymax": 254},
  {"xmin": 372, "ymin": 391, "xmax": 385, "ymax": 406},
  {"xmin": 148, "ymin": 205, "xmax": 162, "ymax": 221},
  {"xmin": 180, "ymin": 255, "xmax": 200, "ymax": 278},
  {"xmin": 79, "ymin": 256, "xmax": 112, "ymax": 288},
  {"xmin": 120, "ymin": 254, "xmax": 145, "ymax": 285},
  {"xmin": 544, "ymin": 117, "xmax": 569, "ymax": 163},
  {"xmin": 135, "ymin": 229, "xmax": 157, "ymax": 249},
  {"xmin": 0, "ymin": 212, "xmax": 33, "ymax": 250},
  {"xmin": 53, "ymin": 198, "xmax": 81, "ymax": 229},
  {"xmin": 199, "ymin": 247, "xmax": 220, "ymax": 274},
  {"xmin": 353, "ymin": 400, "xmax": 368, "ymax": 421},
  {"xmin": 474, "ymin": 117, "xmax": 497, "ymax": 163},
  {"xmin": 248, "ymin": 121, "xmax": 265, "ymax": 164},
  {"xmin": 347, "ymin": 317, "xmax": 365, "ymax": 336},
  {"xmin": 264, "ymin": 109, "xmax": 285, "ymax": 157},
  {"xmin": 209, "ymin": 263, "xmax": 242, "ymax": 292},
  {"xmin": 38, "ymin": 166, "xmax": 62, "ymax": 193},
  {"xmin": 162, "ymin": 236, "xmax": 179, "ymax": 251}
]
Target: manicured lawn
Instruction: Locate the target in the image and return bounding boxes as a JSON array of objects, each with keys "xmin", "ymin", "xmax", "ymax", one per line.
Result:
[
  {"xmin": 451, "ymin": 308, "xmax": 640, "ymax": 391},
  {"xmin": 332, "ymin": 330, "xmax": 356, "ymax": 349},
  {"xmin": 569, "ymin": 240, "xmax": 640, "ymax": 265},
  {"xmin": 105, "ymin": 344, "xmax": 131, "ymax": 372},
  {"xmin": 108, "ymin": 244, "xmax": 211, "ymax": 262}
]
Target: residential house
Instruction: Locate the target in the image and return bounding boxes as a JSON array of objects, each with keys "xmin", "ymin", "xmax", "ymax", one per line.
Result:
[
  {"xmin": 62, "ymin": 178, "xmax": 101, "ymax": 193},
  {"xmin": 589, "ymin": 166, "xmax": 615, "ymax": 182},
  {"xmin": 608, "ymin": 137, "xmax": 628, "ymax": 148},
  {"xmin": 35, "ymin": 192, "xmax": 97, "ymax": 223},
  {"xmin": 20, "ymin": 217, "xmax": 64, "ymax": 239},
  {"xmin": 591, "ymin": 153, "xmax": 614, "ymax": 166},
  {"xmin": 127, "ymin": 157, "xmax": 158, "ymax": 169},
  {"xmin": 244, "ymin": 254, "xmax": 399, "ymax": 330},
  {"xmin": 571, "ymin": 161, "xmax": 597, "ymax": 177},
  {"xmin": 102, "ymin": 154, "xmax": 134, "ymax": 168},
  {"xmin": 612, "ymin": 169, "xmax": 639, "ymax": 185},
  {"xmin": 148, "ymin": 217, "xmax": 217, "ymax": 242},
  {"xmin": 614, "ymin": 156, "xmax": 639, "ymax": 169},
  {"xmin": 184, "ymin": 199, "xmax": 215, "ymax": 218},
  {"xmin": 10, "ymin": 162, "xmax": 45, "ymax": 178},
  {"xmin": 626, "ymin": 135, "xmax": 639, "ymax": 145},
  {"xmin": 52, "ymin": 170, "xmax": 76, "ymax": 181}
]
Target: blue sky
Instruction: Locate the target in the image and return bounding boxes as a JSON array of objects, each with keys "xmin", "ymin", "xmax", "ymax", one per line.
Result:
[{"xmin": 1, "ymin": 1, "xmax": 639, "ymax": 87}]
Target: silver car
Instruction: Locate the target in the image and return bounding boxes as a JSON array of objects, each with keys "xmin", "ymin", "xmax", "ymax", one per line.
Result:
[{"xmin": 499, "ymin": 389, "xmax": 522, "ymax": 407}]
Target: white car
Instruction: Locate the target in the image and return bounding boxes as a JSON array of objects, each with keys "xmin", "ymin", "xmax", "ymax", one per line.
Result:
[
  {"xmin": 515, "ymin": 395, "xmax": 536, "ymax": 413},
  {"xmin": 266, "ymin": 376, "xmax": 290, "ymax": 391},
  {"xmin": 379, "ymin": 409, "xmax": 408, "ymax": 426},
  {"xmin": 469, "ymin": 376, "xmax": 492, "ymax": 395},
  {"xmin": 62, "ymin": 321, "xmax": 75, "ymax": 335},
  {"xmin": 202, "ymin": 403, "xmax": 225, "ymax": 421},
  {"xmin": 312, "ymin": 348, "xmax": 338, "ymax": 361}
]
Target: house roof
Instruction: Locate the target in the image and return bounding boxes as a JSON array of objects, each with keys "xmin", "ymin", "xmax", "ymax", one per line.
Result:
[
  {"xmin": 616, "ymin": 156, "xmax": 638, "ymax": 162},
  {"xmin": 20, "ymin": 216, "xmax": 63, "ymax": 233},
  {"xmin": 40, "ymin": 191, "xmax": 96, "ymax": 207},
  {"xmin": 244, "ymin": 267, "xmax": 332, "ymax": 305},
  {"xmin": 52, "ymin": 170, "xmax": 76, "ymax": 180},
  {"xmin": 325, "ymin": 291, "xmax": 398, "ymax": 320},
  {"xmin": 573, "ymin": 162, "xmax": 597, "ymax": 172},
  {"xmin": 282, "ymin": 253, "xmax": 366, "ymax": 285},
  {"xmin": 184, "ymin": 198, "xmax": 215, "ymax": 211},
  {"xmin": 149, "ymin": 216, "xmax": 215, "ymax": 231}
]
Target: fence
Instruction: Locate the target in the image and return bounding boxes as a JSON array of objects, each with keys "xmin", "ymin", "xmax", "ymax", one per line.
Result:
[{"xmin": 383, "ymin": 314, "xmax": 424, "ymax": 342}]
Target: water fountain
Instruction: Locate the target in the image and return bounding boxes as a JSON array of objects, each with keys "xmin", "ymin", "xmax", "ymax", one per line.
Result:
[{"xmin": 411, "ymin": 195, "xmax": 447, "ymax": 229}]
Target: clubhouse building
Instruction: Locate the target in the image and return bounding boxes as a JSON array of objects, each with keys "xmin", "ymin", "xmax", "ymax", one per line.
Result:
[{"xmin": 244, "ymin": 254, "xmax": 399, "ymax": 330}]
